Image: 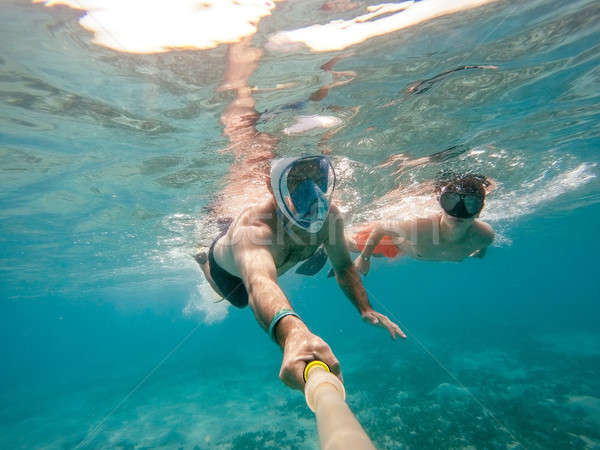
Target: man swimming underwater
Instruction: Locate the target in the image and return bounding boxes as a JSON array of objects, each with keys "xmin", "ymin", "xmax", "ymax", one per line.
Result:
[
  {"xmin": 351, "ymin": 175, "xmax": 495, "ymax": 275},
  {"xmin": 195, "ymin": 155, "xmax": 405, "ymax": 390}
]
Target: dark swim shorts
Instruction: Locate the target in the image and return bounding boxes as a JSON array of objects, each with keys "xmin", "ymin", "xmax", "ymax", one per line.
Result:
[{"xmin": 208, "ymin": 218, "xmax": 249, "ymax": 308}]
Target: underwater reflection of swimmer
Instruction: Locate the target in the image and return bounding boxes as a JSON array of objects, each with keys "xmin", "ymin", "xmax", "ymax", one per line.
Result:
[
  {"xmin": 309, "ymin": 54, "xmax": 356, "ymax": 102},
  {"xmin": 320, "ymin": 0, "xmax": 359, "ymax": 13},
  {"xmin": 383, "ymin": 65, "xmax": 498, "ymax": 107},
  {"xmin": 195, "ymin": 39, "xmax": 404, "ymax": 392},
  {"xmin": 405, "ymin": 65, "xmax": 499, "ymax": 95},
  {"xmin": 377, "ymin": 144, "xmax": 469, "ymax": 178},
  {"xmin": 259, "ymin": 53, "xmax": 358, "ymax": 154}
]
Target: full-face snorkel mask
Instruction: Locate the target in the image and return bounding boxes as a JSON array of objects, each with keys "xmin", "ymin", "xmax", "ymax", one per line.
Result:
[
  {"xmin": 439, "ymin": 178, "xmax": 485, "ymax": 219},
  {"xmin": 270, "ymin": 155, "xmax": 336, "ymax": 233}
]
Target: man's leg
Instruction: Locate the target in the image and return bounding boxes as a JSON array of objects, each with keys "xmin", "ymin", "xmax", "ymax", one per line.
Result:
[{"xmin": 209, "ymin": 37, "xmax": 277, "ymax": 220}]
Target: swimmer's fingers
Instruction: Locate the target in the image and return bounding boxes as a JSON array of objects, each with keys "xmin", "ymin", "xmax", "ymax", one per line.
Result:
[
  {"xmin": 384, "ymin": 317, "xmax": 406, "ymax": 340},
  {"xmin": 384, "ymin": 318, "xmax": 406, "ymax": 340},
  {"xmin": 279, "ymin": 360, "xmax": 305, "ymax": 391},
  {"xmin": 280, "ymin": 329, "xmax": 342, "ymax": 390},
  {"xmin": 308, "ymin": 342, "xmax": 343, "ymax": 386},
  {"xmin": 285, "ymin": 355, "xmax": 343, "ymax": 389},
  {"xmin": 353, "ymin": 255, "xmax": 370, "ymax": 275},
  {"xmin": 313, "ymin": 355, "xmax": 343, "ymax": 387},
  {"xmin": 362, "ymin": 311, "xmax": 406, "ymax": 339},
  {"xmin": 280, "ymin": 349, "xmax": 311, "ymax": 391}
]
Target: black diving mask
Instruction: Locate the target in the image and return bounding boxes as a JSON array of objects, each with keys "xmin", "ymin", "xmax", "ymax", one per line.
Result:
[{"xmin": 440, "ymin": 190, "xmax": 484, "ymax": 218}]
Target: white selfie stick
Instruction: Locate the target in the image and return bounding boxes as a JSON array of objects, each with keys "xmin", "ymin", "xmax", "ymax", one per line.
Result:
[{"xmin": 303, "ymin": 361, "xmax": 376, "ymax": 450}]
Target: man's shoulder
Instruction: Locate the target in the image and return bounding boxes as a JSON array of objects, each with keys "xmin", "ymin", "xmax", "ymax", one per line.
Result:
[
  {"xmin": 472, "ymin": 220, "xmax": 495, "ymax": 244},
  {"xmin": 410, "ymin": 214, "xmax": 440, "ymax": 234},
  {"xmin": 226, "ymin": 199, "xmax": 276, "ymax": 242},
  {"xmin": 237, "ymin": 198, "xmax": 276, "ymax": 225},
  {"xmin": 418, "ymin": 214, "xmax": 442, "ymax": 227}
]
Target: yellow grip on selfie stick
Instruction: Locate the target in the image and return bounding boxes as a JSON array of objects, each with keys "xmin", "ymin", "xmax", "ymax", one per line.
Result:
[{"xmin": 304, "ymin": 360, "xmax": 331, "ymax": 382}]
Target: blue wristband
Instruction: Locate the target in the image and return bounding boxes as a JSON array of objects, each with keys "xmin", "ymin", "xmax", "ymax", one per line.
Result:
[{"xmin": 268, "ymin": 309, "xmax": 300, "ymax": 342}]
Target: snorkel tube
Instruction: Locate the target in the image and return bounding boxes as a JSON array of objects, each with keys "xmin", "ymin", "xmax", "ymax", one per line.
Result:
[{"xmin": 304, "ymin": 361, "xmax": 375, "ymax": 450}]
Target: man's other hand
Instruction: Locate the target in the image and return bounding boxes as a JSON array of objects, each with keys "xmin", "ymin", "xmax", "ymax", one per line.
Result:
[
  {"xmin": 354, "ymin": 255, "xmax": 370, "ymax": 275},
  {"xmin": 361, "ymin": 310, "xmax": 406, "ymax": 339}
]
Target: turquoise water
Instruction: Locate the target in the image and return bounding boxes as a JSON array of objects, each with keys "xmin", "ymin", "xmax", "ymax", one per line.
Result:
[{"xmin": 1, "ymin": 0, "xmax": 600, "ymax": 448}]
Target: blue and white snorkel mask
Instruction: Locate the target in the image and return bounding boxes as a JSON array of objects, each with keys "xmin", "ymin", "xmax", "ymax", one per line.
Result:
[{"xmin": 270, "ymin": 155, "xmax": 336, "ymax": 233}]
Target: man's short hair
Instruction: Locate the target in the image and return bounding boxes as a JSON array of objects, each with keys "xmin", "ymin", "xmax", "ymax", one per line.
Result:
[{"xmin": 435, "ymin": 174, "xmax": 488, "ymax": 198}]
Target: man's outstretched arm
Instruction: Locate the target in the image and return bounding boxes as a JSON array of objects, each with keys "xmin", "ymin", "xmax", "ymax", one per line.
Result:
[
  {"xmin": 354, "ymin": 219, "xmax": 414, "ymax": 274},
  {"xmin": 233, "ymin": 224, "xmax": 342, "ymax": 390},
  {"xmin": 354, "ymin": 223, "xmax": 385, "ymax": 275},
  {"xmin": 324, "ymin": 207, "xmax": 406, "ymax": 339}
]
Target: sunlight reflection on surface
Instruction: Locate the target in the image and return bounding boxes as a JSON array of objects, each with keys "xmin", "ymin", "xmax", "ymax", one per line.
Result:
[
  {"xmin": 33, "ymin": 0, "xmax": 280, "ymax": 53},
  {"xmin": 33, "ymin": 0, "xmax": 501, "ymax": 54}
]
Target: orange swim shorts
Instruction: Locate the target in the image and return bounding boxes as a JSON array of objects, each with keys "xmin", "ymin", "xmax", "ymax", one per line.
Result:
[{"xmin": 353, "ymin": 224, "xmax": 400, "ymax": 258}]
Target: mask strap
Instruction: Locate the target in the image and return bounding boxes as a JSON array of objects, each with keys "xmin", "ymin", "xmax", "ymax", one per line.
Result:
[{"xmin": 276, "ymin": 208, "xmax": 294, "ymax": 235}]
